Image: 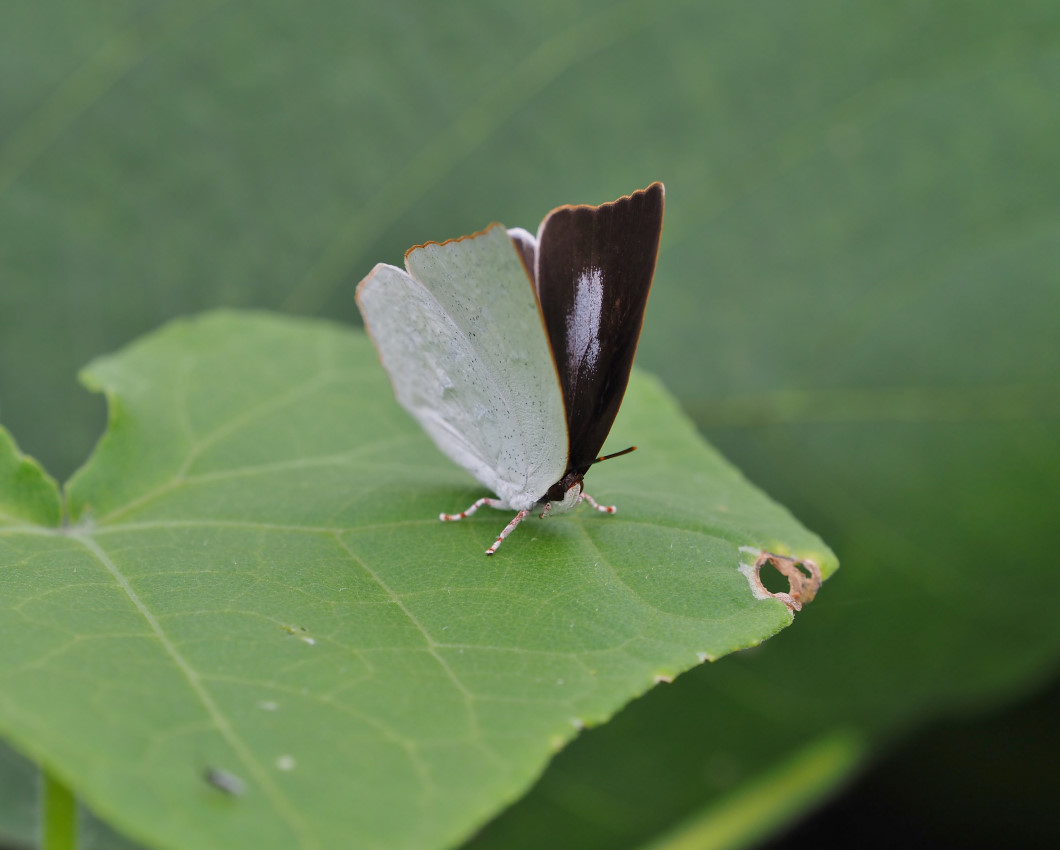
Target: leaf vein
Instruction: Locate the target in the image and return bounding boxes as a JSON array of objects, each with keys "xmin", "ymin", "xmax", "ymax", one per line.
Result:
[{"xmin": 70, "ymin": 532, "xmax": 318, "ymax": 848}]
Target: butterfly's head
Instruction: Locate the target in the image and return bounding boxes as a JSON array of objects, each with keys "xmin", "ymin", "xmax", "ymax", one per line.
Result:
[{"xmin": 539, "ymin": 472, "xmax": 585, "ymax": 516}]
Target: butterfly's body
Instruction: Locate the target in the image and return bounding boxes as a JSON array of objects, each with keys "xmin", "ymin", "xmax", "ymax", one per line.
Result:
[{"xmin": 357, "ymin": 184, "xmax": 664, "ymax": 553}]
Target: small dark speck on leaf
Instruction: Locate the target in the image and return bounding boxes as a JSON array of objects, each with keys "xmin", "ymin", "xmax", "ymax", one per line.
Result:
[{"xmin": 205, "ymin": 768, "xmax": 245, "ymax": 796}]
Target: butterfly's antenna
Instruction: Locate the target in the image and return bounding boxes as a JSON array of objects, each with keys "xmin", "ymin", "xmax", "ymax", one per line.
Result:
[{"xmin": 594, "ymin": 446, "xmax": 637, "ymax": 465}]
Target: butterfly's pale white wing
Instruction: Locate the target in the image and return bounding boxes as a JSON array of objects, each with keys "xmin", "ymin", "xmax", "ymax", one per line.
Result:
[{"xmin": 356, "ymin": 224, "xmax": 567, "ymax": 511}]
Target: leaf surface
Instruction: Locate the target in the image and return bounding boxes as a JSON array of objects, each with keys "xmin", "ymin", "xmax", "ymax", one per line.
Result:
[{"xmin": 0, "ymin": 312, "xmax": 833, "ymax": 850}]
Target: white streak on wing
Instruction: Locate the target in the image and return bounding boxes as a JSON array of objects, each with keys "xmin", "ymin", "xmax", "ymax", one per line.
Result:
[{"xmin": 566, "ymin": 268, "xmax": 604, "ymax": 387}]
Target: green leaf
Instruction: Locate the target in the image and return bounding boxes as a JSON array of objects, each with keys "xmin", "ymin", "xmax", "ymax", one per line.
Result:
[
  {"xmin": 0, "ymin": 311, "xmax": 833, "ymax": 850},
  {"xmin": 0, "ymin": 426, "xmax": 61, "ymax": 528},
  {"xmin": 3, "ymin": 0, "xmax": 1057, "ymax": 845}
]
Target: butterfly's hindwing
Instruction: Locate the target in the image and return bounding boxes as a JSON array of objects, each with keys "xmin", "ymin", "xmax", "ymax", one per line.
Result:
[{"xmin": 356, "ymin": 225, "xmax": 568, "ymax": 509}]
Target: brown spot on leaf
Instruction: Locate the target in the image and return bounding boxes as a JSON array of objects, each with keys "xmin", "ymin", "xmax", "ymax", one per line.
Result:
[{"xmin": 750, "ymin": 552, "xmax": 822, "ymax": 612}]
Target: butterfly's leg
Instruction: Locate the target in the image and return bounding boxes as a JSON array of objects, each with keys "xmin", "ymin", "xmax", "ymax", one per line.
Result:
[
  {"xmin": 486, "ymin": 510, "xmax": 530, "ymax": 556},
  {"xmin": 580, "ymin": 492, "xmax": 617, "ymax": 514},
  {"xmin": 537, "ymin": 501, "xmax": 552, "ymax": 520},
  {"xmin": 439, "ymin": 497, "xmax": 507, "ymax": 522}
]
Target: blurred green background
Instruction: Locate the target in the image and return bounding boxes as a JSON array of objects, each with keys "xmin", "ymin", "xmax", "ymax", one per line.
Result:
[{"xmin": 2, "ymin": 1, "xmax": 1058, "ymax": 848}]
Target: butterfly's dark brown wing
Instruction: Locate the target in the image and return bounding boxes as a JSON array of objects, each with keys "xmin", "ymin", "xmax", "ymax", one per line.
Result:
[{"xmin": 534, "ymin": 183, "xmax": 664, "ymax": 475}]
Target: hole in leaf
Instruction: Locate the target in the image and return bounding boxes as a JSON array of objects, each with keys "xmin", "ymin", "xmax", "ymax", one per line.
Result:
[
  {"xmin": 749, "ymin": 552, "xmax": 823, "ymax": 612},
  {"xmin": 759, "ymin": 562, "xmax": 790, "ymax": 594}
]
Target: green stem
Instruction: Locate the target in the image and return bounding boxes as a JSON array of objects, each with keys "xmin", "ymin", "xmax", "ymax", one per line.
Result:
[
  {"xmin": 40, "ymin": 770, "xmax": 76, "ymax": 850},
  {"xmin": 640, "ymin": 732, "xmax": 865, "ymax": 850}
]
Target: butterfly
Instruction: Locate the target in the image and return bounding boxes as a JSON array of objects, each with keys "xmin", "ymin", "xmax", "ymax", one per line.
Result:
[{"xmin": 356, "ymin": 183, "xmax": 664, "ymax": 554}]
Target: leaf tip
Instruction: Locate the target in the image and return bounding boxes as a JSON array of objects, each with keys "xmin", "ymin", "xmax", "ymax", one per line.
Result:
[{"xmin": 0, "ymin": 425, "xmax": 63, "ymax": 527}]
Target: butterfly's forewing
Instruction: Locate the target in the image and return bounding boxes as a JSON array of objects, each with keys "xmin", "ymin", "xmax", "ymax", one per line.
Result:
[
  {"xmin": 534, "ymin": 182, "xmax": 664, "ymax": 475},
  {"xmin": 356, "ymin": 225, "xmax": 568, "ymax": 510}
]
